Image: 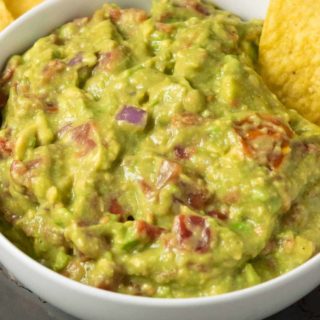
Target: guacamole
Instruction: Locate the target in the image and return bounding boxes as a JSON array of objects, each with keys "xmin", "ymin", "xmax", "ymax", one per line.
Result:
[{"xmin": 0, "ymin": 0, "xmax": 320, "ymax": 298}]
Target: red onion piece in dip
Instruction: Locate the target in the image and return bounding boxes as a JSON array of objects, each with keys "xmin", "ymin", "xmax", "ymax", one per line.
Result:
[{"xmin": 116, "ymin": 105, "xmax": 148, "ymax": 129}]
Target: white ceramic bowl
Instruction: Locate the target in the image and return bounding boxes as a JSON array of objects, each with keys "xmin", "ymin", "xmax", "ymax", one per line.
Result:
[{"xmin": 0, "ymin": 1, "xmax": 320, "ymax": 320}]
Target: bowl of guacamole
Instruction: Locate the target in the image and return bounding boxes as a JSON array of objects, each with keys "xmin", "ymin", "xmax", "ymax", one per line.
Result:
[{"xmin": 0, "ymin": 0, "xmax": 319, "ymax": 319}]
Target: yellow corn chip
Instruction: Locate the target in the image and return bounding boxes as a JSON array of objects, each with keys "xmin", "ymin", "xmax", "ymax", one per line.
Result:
[
  {"xmin": 259, "ymin": 0, "xmax": 320, "ymax": 124},
  {"xmin": 4, "ymin": 0, "xmax": 43, "ymax": 18},
  {"xmin": 0, "ymin": 0, "xmax": 13, "ymax": 31}
]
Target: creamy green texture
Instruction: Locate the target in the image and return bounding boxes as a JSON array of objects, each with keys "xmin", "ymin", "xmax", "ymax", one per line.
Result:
[{"xmin": 0, "ymin": 0, "xmax": 320, "ymax": 298}]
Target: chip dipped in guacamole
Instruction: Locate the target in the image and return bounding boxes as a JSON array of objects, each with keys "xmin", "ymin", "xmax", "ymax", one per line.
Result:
[{"xmin": 0, "ymin": 0, "xmax": 320, "ymax": 298}]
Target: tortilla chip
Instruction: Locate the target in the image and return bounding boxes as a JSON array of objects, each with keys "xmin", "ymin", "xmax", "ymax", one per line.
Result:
[
  {"xmin": 259, "ymin": 0, "xmax": 320, "ymax": 124},
  {"xmin": 0, "ymin": 0, "xmax": 13, "ymax": 31},
  {"xmin": 4, "ymin": 0, "xmax": 43, "ymax": 18}
]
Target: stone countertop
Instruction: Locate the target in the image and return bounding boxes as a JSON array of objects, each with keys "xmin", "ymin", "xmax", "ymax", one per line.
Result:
[{"xmin": 0, "ymin": 265, "xmax": 319, "ymax": 320}]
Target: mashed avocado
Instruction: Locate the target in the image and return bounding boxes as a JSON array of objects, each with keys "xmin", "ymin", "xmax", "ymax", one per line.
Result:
[{"xmin": 0, "ymin": 0, "xmax": 320, "ymax": 298}]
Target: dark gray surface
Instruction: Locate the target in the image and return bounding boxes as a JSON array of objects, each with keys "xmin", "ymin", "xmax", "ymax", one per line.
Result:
[
  {"xmin": 0, "ymin": 265, "xmax": 319, "ymax": 320},
  {"xmin": 0, "ymin": 265, "xmax": 76, "ymax": 320}
]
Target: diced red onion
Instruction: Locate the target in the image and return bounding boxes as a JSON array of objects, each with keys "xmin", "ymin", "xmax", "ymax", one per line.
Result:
[
  {"xmin": 116, "ymin": 106, "xmax": 147, "ymax": 128},
  {"xmin": 68, "ymin": 53, "xmax": 83, "ymax": 66}
]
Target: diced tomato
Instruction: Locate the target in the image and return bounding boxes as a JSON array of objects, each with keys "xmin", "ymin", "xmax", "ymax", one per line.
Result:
[
  {"xmin": 305, "ymin": 143, "xmax": 320, "ymax": 154},
  {"xmin": 125, "ymin": 9, "xmax": 148, "ymax": 23},
  {"xmin": 176, "ymin": 180, "xmax": 210, "ymax": 210},
  {"xmin": 10, "ymin": 160, "xmax": 27, "ymax": 177},
  {"xmin": 140, "ymin": 180, "xmax": 154, "ymax": 196},
  {"xmin": 223, "ymin": 190, "xmax": 240, "ymax": 205},
  {"xmin": 57, "ymin": 124, "xmax": 72, "ymax": 138},
  {"xmin": 26, "ymin": 159, "xmax": 42, "ymax": 170},
  {"xmin": 187, "ymin": 191, "xmax": 208, "ymax": 210},
  {"xmin": 159, "ymin": 13, "xmax": 173, "ymax": 23},
  {"xmin": 207, "ymin": 210, "xmax": 228, "ymax": 221},
  {"xmin": 174, "ymin": 146, "xmax": 188, "ymax": 159},
  {"xmin": 172, "ymin": 113, "xmax": 201, "ymax": 127},
  {"xmin": 44, "ymin": 102, "xmax": 59, "ymax": 113},
  {"xmin": 71, "ymin": 123, "xmax": 97, "ymax": 157},
  {"xmin": 174, "ymin": 145, "xmax": 195, "ymax": 160},
  {"xmin": 43, "ymin": 60, "xmax": 65, "ymax": 81},
  {"xmin": 97, "ymin": 47, "xmax": 127, "ymax": 73},
  {"xmin": 173, "ymin": 0, "xmax": 210, "ymax": 16},
  {"xmin": 97, "ymin": 52, "xmax": 112, "ymax": 72},
  {"xmin": 10, "ymin": 159, "xmax": 42, "ymax": 183},
  {"xmin": 261, "ymin": 240, "xmax": 277, "ymax": 256},
  {"xmin": 173, "ymin": 215, "xmax": 211, "ymax": 253},
  {"xmin": 155, "ymin": 22, "xmax": 174, "ymax": 33},
  {"xmin": 111, "ymin": 7, "xmax": 148, "ymax": 23},
  {"xmin": 234, "ymin": 114, "xmax": 294, "ymax": 169},
  {"xmin": 0, "ymin": 66, "xmax": 15, "ymax": 85},
  {"xmin": 109, "ymin": 198, "xmax": 125, "ymax": 215},
  {"xmin": 231, "ymin": 99, "xmax": 240, "ymax": 108},
  {"xmin": 291, "ymin": 141, "xmax": 320, "ymax": 156},
  {"xmin": 0, "ymin": 138, "xmax": 12, "ymax": 158},
  {"xmin": 0, "ymin": 91, "xmax": 8, "ymax": 108},
  {"xmin": 109, "ymin": 8, "xmax": 122, "ymax": 22},
  {"xmin": 259, "ymin": 114, "xmax": 294, "ymax": 137},
  {"xmin": 12, "ymin": 81, "xmax": 30, "ymax": 96},
  {"xmin": 136, "ymin": 220, "xmax": 164, "ymax": 241},
  {"xmin": 191, "ymin": 2, "xmax": 210, "ymax": 15}
]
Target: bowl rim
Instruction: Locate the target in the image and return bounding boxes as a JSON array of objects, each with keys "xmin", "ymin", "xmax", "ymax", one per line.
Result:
[
  {"xmin": 0, "ymin": 0, "xmax": 320, "ymax": 307},
  {"xmin": 1, "ymin": 232, "xmax": 320, "ymax": 306}
]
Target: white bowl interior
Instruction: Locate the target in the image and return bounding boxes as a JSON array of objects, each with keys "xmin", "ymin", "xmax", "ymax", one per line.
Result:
[{"xmin": 214, "ymin": 0, "xmax": 269, "ymax": 19}]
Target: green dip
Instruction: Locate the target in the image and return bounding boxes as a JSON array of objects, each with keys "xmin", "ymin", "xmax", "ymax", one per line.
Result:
[{"xmin": 0, "ymin": 0, "xmax": 320, "ymax": 298}]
